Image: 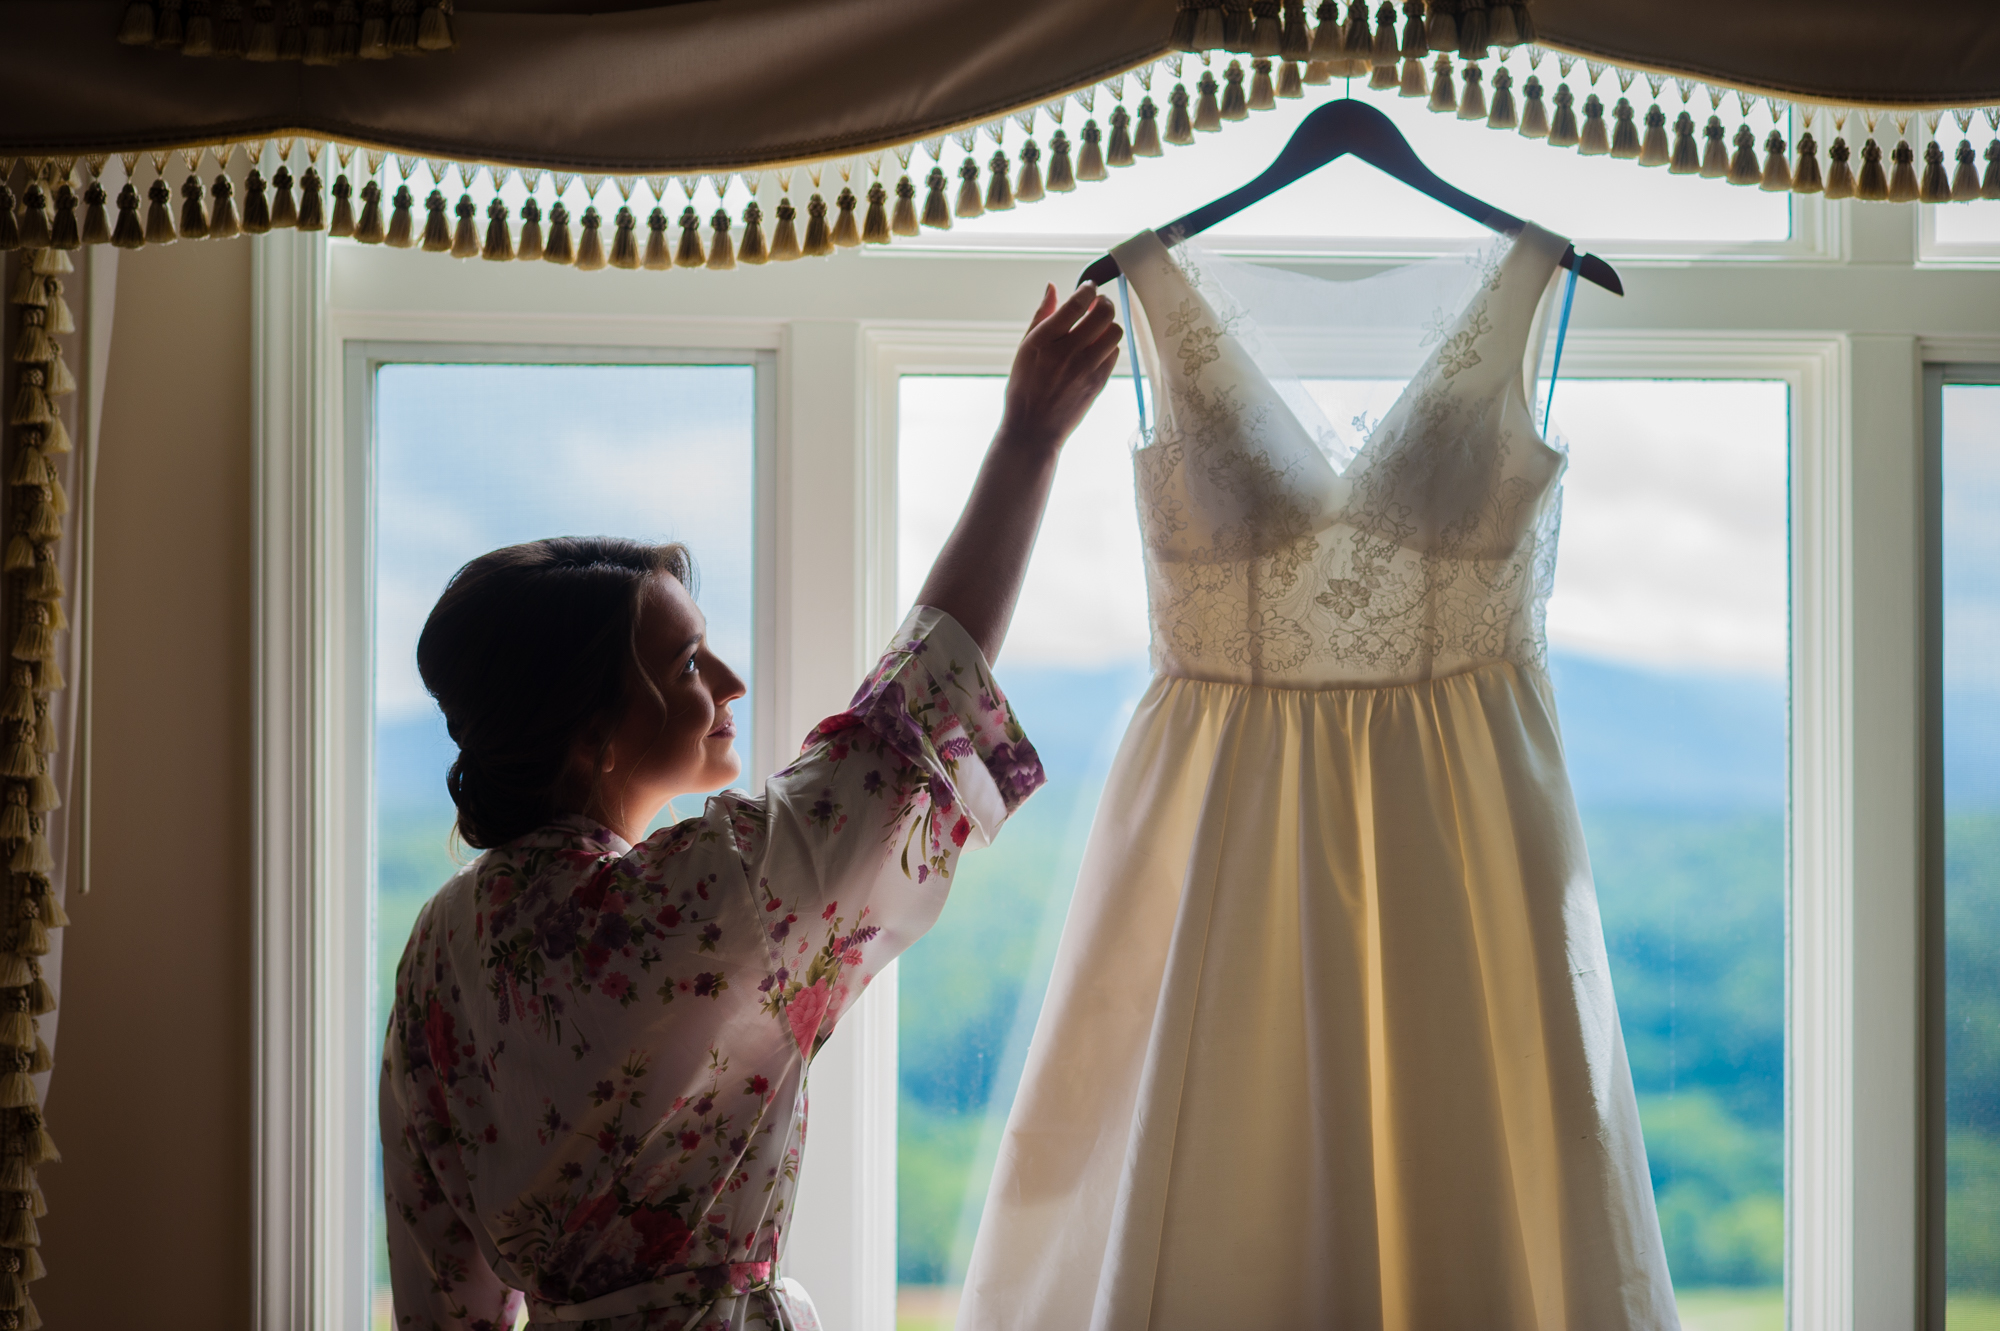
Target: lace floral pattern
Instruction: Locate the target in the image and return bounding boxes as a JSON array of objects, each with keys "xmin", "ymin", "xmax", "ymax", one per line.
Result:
[{"xmin": 1121, "ymin": 225, "xmax": 1570, "ymax": 688}]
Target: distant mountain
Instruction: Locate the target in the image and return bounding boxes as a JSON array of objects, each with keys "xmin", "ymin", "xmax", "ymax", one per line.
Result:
[
  {"xmin": 1548, "ymin": 651, "xmax": 1784, "ymax": 810},
  {"xmin": 375, "ymin": 647, "xmax": 2000, "ymax": 821}
]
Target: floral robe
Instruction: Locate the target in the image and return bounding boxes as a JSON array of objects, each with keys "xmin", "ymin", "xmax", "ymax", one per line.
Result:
[{"xmin": 382, "ymin": 608, "xmax": 1044, "ymax": 1330}]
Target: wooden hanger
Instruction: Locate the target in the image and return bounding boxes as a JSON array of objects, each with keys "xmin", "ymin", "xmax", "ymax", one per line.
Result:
[{"xmin": 1078, "ymin": 97, "xmax": 1623, "ymax": 296}]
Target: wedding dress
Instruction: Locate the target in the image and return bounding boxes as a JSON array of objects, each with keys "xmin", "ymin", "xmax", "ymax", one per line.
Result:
[{"xmin": 958, "ymin": 223, "xmax": 1675, "ymax": 1330}]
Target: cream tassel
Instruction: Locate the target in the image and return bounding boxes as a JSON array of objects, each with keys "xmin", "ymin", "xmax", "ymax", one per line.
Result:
[
  {"xmin": 739, "ymin": 202, "xmax": 769, "ymax": 262},
  {"xmin": 1015, "ymin": 142, "xmax": 1045, "ymax": 204},
  {"xmin": 574, "ymin": 207, "xmax": 606, "ymax": 270},
  {"xmin": 296, "ymin": 167, "xmax": 324, "ymax": 231},
  {"xmin": 832, "ymin": 188, "xmax": 863, "ymax": 246},
  {"xmin": 1609, "ymin": 98, "xmax": 1640, "ymax": 158},
  {"xmin": 1761, "ymin": 131, "xmax": 1793, "ymax": 191},
  {"xmin": 419, "ymin": 190, "xmax": 451, "ymax": 252},
  {"xmin": 451, "ymin": 194, "xmax": 482, "ymax": 258},
  {"xmin": 1078, "ymin": 121, "xmax": 1108, "ymax": 180},
  {"xmin": 1951, "ymin": 141, "xmax": 1982, "ymax": 201},
  {"xmin": 1194, "ymin": 74, "xmax": 1223, "ymax": 133},
  {"xmin": 13, "ymin": 189, "xmax": 49, "ymax": 251},
  {"xmin": 1135, "ymin": 96, "xmax": 1164, "ymax": 156},
  {"xmin": 1728, "ymin": 124, "xmax": 1761, "ymax": 184},
  {"xmin": 1220, "ymin": 61, "xmax": 1248, "ymax": 121},
  {"xmin": 111, "ymin": 184, "xmax": 145, "ymax": 249},
  {"xmin": 983, "ymin": 155, "xmax": 1014, "ymax": 212},
  {"xmin": 707, "ymin": 209, "xmax": 737, "ymax": 267},
  {"xmin": 0, "ymin": 187, "xmax": 15, "ymax": 253},
  {"xmin": 385, "ymin": 185, "xmax": 415, "ymax": 247},
  {"xmin": 1888, "ymin": 140, "xmax": 1921, "ymax": 202},
  {"xmin": 515, "ymin": 198, "xmax": 543, "ymax": 261},
  {"xmin": 47, "ymin": 188, "xmax": 78, "ymax": 253},
  {"xmin": 1638, "ymin": 104, "xmax": 1669, "ymax": 166},
  {"xmin": 1107, "ymin": 107, "xmax": 1135, "ymax": 167},
  {"xmin": 1249, "ymin": 57, "xmax": 1276, "ymax": 110},
  {"xmin": 1699, "ymin": 117, "xmax": 1729, "ymax": 178},
  {"xmin": 955, "ymin": 160, "xmax": 984, "ymax": 218},
  {"xmin": 862, "ymin": 183, "xmax": 893, "ymax": 243},
  {"xmin": 922, "ymin": 169, "xmax": 953, "ymax": 228},
  {"xmin": 676, "ymin": 206, "xmax": 707, "ymax": 266},
  {"xmin": 270, "ymin": 166, "xmax": 298, "ymax": 228},
  {"xmin": 891, "ymin": 176, "xmax": 922, "ymax": 234},
  {"xmin": 1046, "ymin": 134, "xmax": 1076, "ymax": 193},
  {"xmin": 1823, "ymin": 138, "xmax": 1855, "ymax": 199},
  {"xmin": 1578, "ymin": 93, "xmax": 1609, "ymax": 154},
  {"xmin": 1165, "ymin": 86, "xmax": 1194, "ymax": 145},
  {"xmin": 770, "ymin": 198, "xmax": 802, "ymax": 260},
  {"xmin": 243, "ymin": 171, "xmax": 271, "ymax": 234},
  {"xmin": 328, "ymin": 175, "xmax": 354, "ymax": 238},
  {"xmin": 1856, "ymin": 139, "xmax": 1889, "ymax": 200},
  {"xmin": 1793, "ymin": 133, "xmax": 1824, "ymax": 193},
  {"xmin": 144, "ymin": 179, "xmax": 178, "ymax": 245},
  {"xmin": 642, "ymin": 207, "xmax": 671, "ymax": 270},
  {"xmin": 1518, "ymin": 75, "xmax": 1548, "ymax": 137},
  {"xmin": 355, "ymin": 181, "xmax": 385, "ymax": 243},
  {"xmin": 1456, "ymin": 63, "xmax": 1486, "ymax": 121},
  {"xmin": 1983, "ymin": 141, "xmax": 2000, "ymax": 200},
  {"xmin": 608, "ymin": 207, "xmax": 639, "ymax": 270},
  {"xmin": 802, "ymin": 195, "xmax": 833, "ymax": 256},
  {"xmin": 1428, "ymin": 56, "xmax": 1457, "ymax": 115},
  {"xmin": 1547, "ymin": 84, "xmax": 1578, "ymax": 148},
  {"xmin": 542, "ymin": 202, "xmax": 574, "ymax": 264}
]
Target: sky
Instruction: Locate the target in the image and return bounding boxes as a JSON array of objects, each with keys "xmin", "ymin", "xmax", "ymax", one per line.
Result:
[{"xmin": 373, "ymin": 362, "xmax": 758, "ymax": 738}]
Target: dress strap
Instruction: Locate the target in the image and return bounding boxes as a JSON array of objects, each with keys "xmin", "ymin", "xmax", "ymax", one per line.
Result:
[
  {"xmin": 1541, "ymin": 256, "xmax": 1580, "ymax": 435},
  {"xmin": 1118, "ymin": 275, "xmax": 1149, "ymax": 435}
]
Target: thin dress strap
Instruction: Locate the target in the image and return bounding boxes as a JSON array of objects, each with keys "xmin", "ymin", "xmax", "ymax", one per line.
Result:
[{"xmin": 1541, "ymin": 257, "xmax": 1581, "ymax": 435}]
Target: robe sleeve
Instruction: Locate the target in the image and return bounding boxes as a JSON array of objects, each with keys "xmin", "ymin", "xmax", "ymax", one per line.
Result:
[
  {"xmin": 625, "ymin": 604, "xmax": 1046, "ymax": 1056},
  {"xmin": 381, "ymin": 911, "xmax": 526, "ymax": 1331}
]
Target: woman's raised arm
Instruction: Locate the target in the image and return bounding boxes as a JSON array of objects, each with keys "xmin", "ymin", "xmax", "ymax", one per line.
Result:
[{"xmin": 913, "ymin": 281, "xmax": 1122, "ymax": 663}]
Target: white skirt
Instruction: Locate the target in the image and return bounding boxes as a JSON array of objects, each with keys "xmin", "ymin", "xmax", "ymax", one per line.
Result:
[{"xmin": 958, "ymin": 661, "xmax": 1675, "ymax": 1331}]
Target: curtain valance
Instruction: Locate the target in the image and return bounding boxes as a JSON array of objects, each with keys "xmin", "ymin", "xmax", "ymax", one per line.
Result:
[{"xmin": 1, "ymin": 1, "xmax": 1997, "ymax": 279}]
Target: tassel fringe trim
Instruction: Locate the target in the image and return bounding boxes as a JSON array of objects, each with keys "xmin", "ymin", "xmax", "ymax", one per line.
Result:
[{"xmin": 11, "ymin": 12, "xmax": 1998, "ymax": 283}]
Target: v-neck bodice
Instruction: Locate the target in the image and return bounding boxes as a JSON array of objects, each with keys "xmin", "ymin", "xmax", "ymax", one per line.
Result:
[{"xmin": 1111, "ymin": 223, "xmax": 1571, "ymax": 689}]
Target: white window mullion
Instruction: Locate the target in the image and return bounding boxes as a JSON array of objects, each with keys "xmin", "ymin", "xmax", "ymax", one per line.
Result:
[{"xmin": 778, "ymin": 317, "xmax": 900, "ymax": 1331}]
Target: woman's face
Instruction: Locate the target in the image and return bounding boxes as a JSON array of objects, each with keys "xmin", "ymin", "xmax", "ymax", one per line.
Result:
[{"xmin": 587, "ymin": 573, "xmax": 746, "ymax": 837}]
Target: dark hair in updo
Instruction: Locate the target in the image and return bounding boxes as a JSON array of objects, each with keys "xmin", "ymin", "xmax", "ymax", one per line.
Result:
[{"xmin": 416, "ymin": 536, "xmax": 694, "ymax": 849}]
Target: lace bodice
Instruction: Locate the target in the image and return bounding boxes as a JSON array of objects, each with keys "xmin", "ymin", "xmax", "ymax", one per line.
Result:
[{"xmin": 1113, "ymin": 224, "xmax": 1571, "ymax": 689}]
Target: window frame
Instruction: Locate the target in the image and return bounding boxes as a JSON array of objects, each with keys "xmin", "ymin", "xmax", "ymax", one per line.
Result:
[{"xmin": 253, "ymin": 214, "xmax": 2000, "ymax": 1329}]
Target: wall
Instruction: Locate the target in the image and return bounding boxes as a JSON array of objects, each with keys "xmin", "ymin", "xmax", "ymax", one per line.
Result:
[{"xmin": 36, "ymin": 239, "xmax": 255, "ymax": 1327}]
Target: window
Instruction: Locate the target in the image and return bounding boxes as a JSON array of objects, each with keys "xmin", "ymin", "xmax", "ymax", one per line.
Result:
[
  {"xmin": 893, "ymin": 375, "xmax": 1150, "ymax": 1327},
  {"xmin": 363, "ymin": 355, "xmax": 764, "ymax": 1328},
  {"xmin": 1938, "ymin": 375, "xmax": 2000, "ymax": 1327},
  {"xmin": 255, "ymin": 144, "xmax": 1999, "ymax": 1324}
]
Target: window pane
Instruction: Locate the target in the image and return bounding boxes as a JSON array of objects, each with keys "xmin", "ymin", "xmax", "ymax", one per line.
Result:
[
  {"xmin": 1944, "ymin": 381, "xmax": 2000, "ymax": 1327},
  {"xmin": 902, "ymin": 81, "xmax": 1790, "ymax": 249},
  {"xmin": 894, "ymin": 376, "xmax": 1150, "ymax": 1329},
  {"xmin": 1542, "ymin": 381, "xmax": 1789, "ymax": 1329},
  {"xmin": 369, "ymin": 362, "xmax": 758, "ymax": 1329},
  {"xmin": 894, "ymin": 374, "xmax": 1790, "ymax": 1328}
]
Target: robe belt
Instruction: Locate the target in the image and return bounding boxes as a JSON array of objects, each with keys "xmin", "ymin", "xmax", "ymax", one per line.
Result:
[{"xmin": 525, "ymin": 1260, "xmax": 776, "ymax": 1325}]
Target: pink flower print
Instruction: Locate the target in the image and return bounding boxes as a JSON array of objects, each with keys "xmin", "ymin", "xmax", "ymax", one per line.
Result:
[
  {"xmin": 679, "ymin": 1130, "xmax": 702, "ymax": 1151},
  {"xmin": 745, "ymin": 1074, "xmax": 770, "ymax": 1097},
  {"xmin": 564, "ymin": 1189, "xmax": 621, "ymax": 1234},
  {"xmin": 950, "ymin": 816, "xmax": 971, "ymax": 848},
  {"xmin": 658, "ymin": 903, "xmax": 682, "ymax": 928},
  {"xmin": 600, "ymin": 972, "xmax": 632, "ymax": 1001},
  {"xmin": 787, "ymin": 979, "xmax": 833, "ymax": 1054},
  {"xmin": 821, "ymin": 901, "xmax": 839, "ymax": 921},
  {"xmin": 426, "ymin": 1082, "xmax": 451, "ymax": 1126},
  {"xmin": 424, "ymin": 998, "xmax": 457, "ymax": 1073},
  {"xmin": 630, "ymin": 1206, "xmax": 693, "ymax": 1266},
  {"xmin": 842, "ymin": 947, "xmax": 864, "ymax": 967}
]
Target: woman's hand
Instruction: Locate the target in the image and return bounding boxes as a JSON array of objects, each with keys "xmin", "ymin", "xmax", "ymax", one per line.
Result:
[
  {"xmin": 999, "ymin": 282, "xmax": 1124, "ymax": 456},
  {"xmin": 912, "ymin": 283, "xmax": 1124, "ymax": 663}
]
